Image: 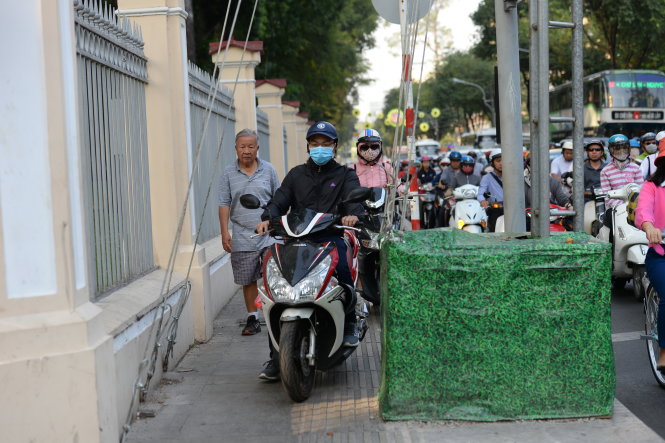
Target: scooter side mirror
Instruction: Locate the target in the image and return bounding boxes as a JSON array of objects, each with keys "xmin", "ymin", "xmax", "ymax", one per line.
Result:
[
  {"xmin": 484, "ymin": 192, "xmax": 491, "ymax": 200},
  {"xmin": 239, "ymin": 194, "xmax": 262, "ymax": 210},
  {"xmin": 343, "ymin": 187, "xmax": 373, "ymax": 204}
]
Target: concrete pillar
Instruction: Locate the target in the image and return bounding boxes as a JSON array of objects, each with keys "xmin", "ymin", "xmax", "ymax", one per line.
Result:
[
  {"xmin": 283, "ymin": 101, "xmax": 302, "ymax": 169},
  {"xmin": 0, "ymin": 1, "xmax": 117, "ymax": 441},
  {"xmin": 256, "ymin": 79, "xmax": 288, "ymax": 179},
  {"xmin": 210, "ymin": 38, "xmax": 263, "ymax": 132}
]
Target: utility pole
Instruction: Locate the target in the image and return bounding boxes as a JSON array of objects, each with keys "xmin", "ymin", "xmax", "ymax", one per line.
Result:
[{"xmin": 495, "ymin": 0, "xmax": 526, "ymax": 232}]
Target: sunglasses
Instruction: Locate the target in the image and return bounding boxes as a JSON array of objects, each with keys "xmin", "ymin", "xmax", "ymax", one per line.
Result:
[
  {"xmin": 587, "ymin": 148, "xmax": 603, "ymax": 152},
  {"xmin": 358, "ymin": 143, "xmax": 381, "ymax": 151}
]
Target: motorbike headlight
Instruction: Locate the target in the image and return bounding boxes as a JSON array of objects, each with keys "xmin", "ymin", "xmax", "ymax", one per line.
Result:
[
  {"xmin": 292, "ymin": 255, "xmax": 332, "ymax": 301},
  {"xmin": 265, "ymin": 257, "xmax": 295, "ymax": 301}
]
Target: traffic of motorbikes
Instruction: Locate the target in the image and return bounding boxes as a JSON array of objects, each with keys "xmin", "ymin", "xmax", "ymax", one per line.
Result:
[{"xmin": 241, "ymin": 131, "xmax": 658, "ymax": 402}]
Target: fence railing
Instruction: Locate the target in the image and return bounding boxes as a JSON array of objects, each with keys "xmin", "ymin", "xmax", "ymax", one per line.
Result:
[
  {"xmin": 74, "ymin": 0, "xmax": 154, "ymax": 297},
  {"xmin": 188, "ymin": 62, "xmax": 237, "ymax": 244},
  {"xmin": 257, "ymin": 109, "xmax": 271, "ymax": 163}
]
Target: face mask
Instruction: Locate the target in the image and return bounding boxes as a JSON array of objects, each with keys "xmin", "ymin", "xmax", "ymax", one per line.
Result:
[
  {"xmin": 645, "ymin": 143, "xmax": 658, "ymax": 154},
  {"xmin": 612, "ymin": 151, "xmax": 629, "ymax": 162},
  {"xmin": 309, "ymin": 147, "xmax": 334, "ymax": 165}
]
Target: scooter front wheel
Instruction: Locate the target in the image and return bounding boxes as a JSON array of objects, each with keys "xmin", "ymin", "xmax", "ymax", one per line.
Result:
[{"xmin": 280, "ymin": 321, "xmax": 315, "ymax": 402}]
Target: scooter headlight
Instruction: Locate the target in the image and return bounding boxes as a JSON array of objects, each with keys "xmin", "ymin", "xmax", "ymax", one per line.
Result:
[
  {"xmin": 265, "ymin": 255, "xmax": 333, "ymax": 302},
  {"xmin": 292, "ymin": 255, "xmax": 332, "ymax": 301}
]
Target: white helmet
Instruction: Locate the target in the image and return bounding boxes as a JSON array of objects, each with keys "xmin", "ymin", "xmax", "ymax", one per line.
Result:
[
  {"xmin": 489, "ymin": 148, "xmax": 502, "ymax": 163},
  {"xmin": 656, "ymin": 131, "xmax": 665, "ymax": 142}
]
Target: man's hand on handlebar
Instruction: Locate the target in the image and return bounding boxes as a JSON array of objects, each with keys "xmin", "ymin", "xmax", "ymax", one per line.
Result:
[
  {"xmin": 341, "ymin": 216, "xmax": 359, "ymax": 227},
  {"xmin": 480, "ymin": 200, "xmax": 489, "ymax": 209},
  {"xmin": 256, "ymin": 220, "xmax": 270, "ymax": 235}
]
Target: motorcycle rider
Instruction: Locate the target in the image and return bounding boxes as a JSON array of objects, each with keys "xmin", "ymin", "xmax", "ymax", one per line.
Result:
[
  {"xmin": 635, "ymin": 140, "xmax": 665, "ymax": 373},
  {"xmin": 437, "ymin": 150, "xmax": 462, "ymax": 189},
  {"xmin": 478, "ymin": 149, "xmax": 504, "ymax": 231},
  {"xmin": 583, "ymin": 139, "xmax": 607, "ymax": 197},
  {"xmin": 550, "ymin": 140, "xmax": 573, "ymax": 182},
  {"xmin": 600, "ymin": 133, "xmax": 644, "ymax": 209},
  {"xmin": 524, "ymin": 151, "xmax": 571, "ymax": 208},
  {"xmin": 639, "ymin": 131, "xmax": 662, "ymax": 179},
  {"xmin": 448, "ymin": 155, "xmax": 481, "ymax": 189},
  {"xmin": 351, "ymin": 128, "xmax": 394, "ymax": 188},
  {"xmin": 255, "ymin": 121, "xmax": 364, "ymax": 379},
  {"xmin": 635, "ymin": 132, "xmax": 657, "ymax": 167},
  {"xmin": 417, "ymin": 156, "xmax": 437, "ymax": 185}
]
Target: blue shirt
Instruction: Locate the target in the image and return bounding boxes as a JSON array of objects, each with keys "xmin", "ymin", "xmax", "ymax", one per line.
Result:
[
  {"xmin": 478, "ymin": 172, "xmax": 504, "ymax": 203},
  {"xmin": 218, "ymin": 159, "xmax": 280, "ymax": 251}
]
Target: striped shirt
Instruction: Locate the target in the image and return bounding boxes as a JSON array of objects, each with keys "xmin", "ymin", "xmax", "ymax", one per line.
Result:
[
  {"xmin": 599, "ymin": 161, "xmax": 644, "ymax": 208},
  {"xmin": 218, "ymin": 159, "xmax": 280, "ymax": 251},
  {"xmin": 351, "ymin": 159, "xmax": 394, "ymax": 188}
]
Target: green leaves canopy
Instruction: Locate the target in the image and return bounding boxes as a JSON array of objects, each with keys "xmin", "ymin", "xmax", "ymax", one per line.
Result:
[{"xmin": 192, "ymin": 0, "xmax": 378, "ymax": 138}]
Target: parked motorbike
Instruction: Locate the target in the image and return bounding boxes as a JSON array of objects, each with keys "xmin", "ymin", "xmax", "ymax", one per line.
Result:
[
  {"xmin": 448, "ymin": 184, "xmax": 487, "ymax": 233},
  {"xmin": 357, "ymin": 187, "xmax": 385, "ymax": 306},
  {"xmin": 239, "ymin": 188, "xmax": 371, "ymax": 402},
  {"xmin": 595, "ymin": 183, "xmax": 648, "ymax": 300}
]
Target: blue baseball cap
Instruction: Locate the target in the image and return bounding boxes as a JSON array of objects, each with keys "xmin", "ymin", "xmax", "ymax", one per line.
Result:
[{"xmin": 306, "ymin": 121, "xmax": 338, "ymax": 141}]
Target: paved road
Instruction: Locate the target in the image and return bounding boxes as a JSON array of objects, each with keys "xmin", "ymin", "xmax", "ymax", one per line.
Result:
[{"xmin": 612, "ymin": 284, "xmax": 665, "ymax": 438}]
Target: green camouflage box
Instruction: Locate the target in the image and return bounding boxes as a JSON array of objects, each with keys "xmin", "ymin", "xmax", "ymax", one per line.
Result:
[{"xmin": 379, "ymin": 229, "xmax": 614, "ymax": 421}]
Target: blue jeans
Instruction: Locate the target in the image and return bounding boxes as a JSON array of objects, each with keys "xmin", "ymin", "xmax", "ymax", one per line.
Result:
[{"xmin": 645, "ymin": 248, "xmax": 665, "ymax": 348}]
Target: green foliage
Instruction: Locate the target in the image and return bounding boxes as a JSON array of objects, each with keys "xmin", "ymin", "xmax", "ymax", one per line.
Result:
[
  {"xmin": 192, "ymin": 0, "xmax": 378, "ymax": 137},
  {"xmin": 431, "ymin": 53, "xmax": 495, "ymax": 133},
  {"xmin": 470, "ymin": 0, "xmax": 665, "ymax": 85},
  {"xmin": 379, "ymin": 229, "xmax": 615, "ymax": 421}
]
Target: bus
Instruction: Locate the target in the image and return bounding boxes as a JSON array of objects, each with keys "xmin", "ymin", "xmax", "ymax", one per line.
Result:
[{"xmin": 549, "ymin": 69, "xmax": 665, "ymax": 141}]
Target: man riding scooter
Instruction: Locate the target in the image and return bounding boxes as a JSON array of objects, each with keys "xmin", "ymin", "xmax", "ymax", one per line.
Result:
[
  {"xmin": 255, "ymin": 121, "xmax": 364, "ymax": 381},
  {"xmin": 478, "ymin": 149, "xmax": 504, "ymax": 232}
]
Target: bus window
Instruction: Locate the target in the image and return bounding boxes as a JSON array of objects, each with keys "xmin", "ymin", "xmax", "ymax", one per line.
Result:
[{"xmin": 605, "ymin": 73, "xmax": 665, "ymax": 108}]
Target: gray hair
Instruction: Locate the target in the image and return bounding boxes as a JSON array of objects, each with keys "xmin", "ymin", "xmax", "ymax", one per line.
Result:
[{"xmin": 235, "ymin": 128, "xmax": 258, "ymax": 144}]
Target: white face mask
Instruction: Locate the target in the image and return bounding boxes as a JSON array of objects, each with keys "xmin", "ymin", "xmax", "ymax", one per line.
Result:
[
  {"xmin": 645, "ymin": 143, "xmax": 658, "ymax": 154},
  {"xmin": 612, "ymin": 151, "xmax": 629, "ymax": 162}
]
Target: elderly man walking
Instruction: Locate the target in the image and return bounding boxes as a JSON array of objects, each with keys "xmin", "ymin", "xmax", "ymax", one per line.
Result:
[{"xmin": 218, "ymin": 129, "xmax": 280, "ymax": 335}]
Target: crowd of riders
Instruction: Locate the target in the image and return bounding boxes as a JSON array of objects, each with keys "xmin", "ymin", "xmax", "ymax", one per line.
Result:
[{"xmin": 220, "ymin": 120, "xmax": 665, "ymax": 383}]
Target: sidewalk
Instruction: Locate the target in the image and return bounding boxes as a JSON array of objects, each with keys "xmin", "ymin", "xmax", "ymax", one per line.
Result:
[{"xmin": 126, "ymin": 289, "xmax": 663, "ymax": 443}]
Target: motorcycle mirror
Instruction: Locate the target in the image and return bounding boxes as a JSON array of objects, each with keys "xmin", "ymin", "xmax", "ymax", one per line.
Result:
[
  {"xmin": 484, "ymin": 192, "xmax": 491, "ymax": 200},
  {"xmin": 343, "ymin": 187, "xmax": 373, "ymax": 204},
  {"xmin": 239, "ymin": 194, "xmax": 262, "ymax": 209}
]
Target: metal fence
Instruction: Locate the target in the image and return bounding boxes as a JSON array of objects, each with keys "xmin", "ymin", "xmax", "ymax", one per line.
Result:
[
  {"xmin": 74, "ymin": 0, "xmax": 154, "ymax": 297},
  {"xmin": 257, "ymin": 109, "xmax": 271, "ymax": 163},
  {"xmin": 188, "ymin": 62, "xmax": 237, "ymax": 244}
]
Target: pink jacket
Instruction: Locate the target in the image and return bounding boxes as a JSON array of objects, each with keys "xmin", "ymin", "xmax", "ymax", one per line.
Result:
[
  {"xmin": 351, "ymin": 159, "xmax": 394, "ymax": 188},
  {"xmin": 635, "ymin": 181, "xmax": 665, "ymax": 256}
]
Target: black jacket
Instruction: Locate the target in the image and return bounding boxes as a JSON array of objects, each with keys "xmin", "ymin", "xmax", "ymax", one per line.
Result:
[{"xmin": 261, "ymin": 159, "xmax": 364, "ymax": 220}]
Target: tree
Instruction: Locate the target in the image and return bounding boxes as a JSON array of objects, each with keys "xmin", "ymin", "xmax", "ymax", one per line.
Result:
[
  {"xmin": 192, "ymin": 0, "xmax": 379, "ymax": 137},
  {"xmin": 584, "ymin": 0, "xmax": 665, "ymax": 69},
  {"xmin": 431, "ymin": 52, "xmax": 496, "ymax": 133},
  {"xmin": 471, "ymin": 0, "xmax": 665, "ymax": 85}
]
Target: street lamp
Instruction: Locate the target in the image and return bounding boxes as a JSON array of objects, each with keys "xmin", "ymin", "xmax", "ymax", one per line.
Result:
[{"xmin": 452, "ymin": 77, "xmax": 496, "ymax": 127}]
